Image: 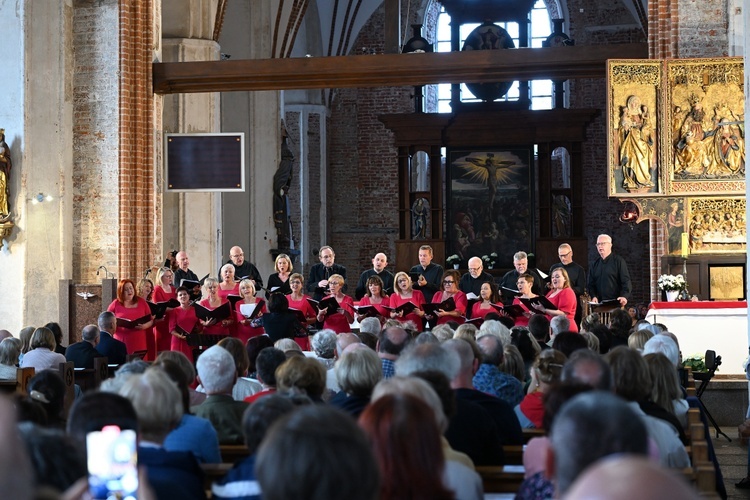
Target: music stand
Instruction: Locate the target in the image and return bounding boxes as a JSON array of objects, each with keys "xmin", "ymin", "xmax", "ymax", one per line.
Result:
[{"xmin": 692, "ymin": 350, "xmax": 731, "ymax": 441}]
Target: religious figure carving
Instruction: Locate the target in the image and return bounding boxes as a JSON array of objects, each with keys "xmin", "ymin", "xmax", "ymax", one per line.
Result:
[
  {"xmin": 618, "ymin": 95, "xmax": 655, "ymax": 191},
  {"xmin": 273, "ymin": 132, "xmax": 294, "ymax": 249},
  {"xmin": 411, "ymin": 197, "xmax": 428, "ymax": 239},
  {"xmin": 0, "ymin": 129, "xmax": 11, "ymax": 221}
]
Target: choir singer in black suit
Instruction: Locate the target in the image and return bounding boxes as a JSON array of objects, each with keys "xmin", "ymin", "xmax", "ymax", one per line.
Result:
[{"xmin": 307, "ymin": 245, "xmax": 347, "ymax": 301}]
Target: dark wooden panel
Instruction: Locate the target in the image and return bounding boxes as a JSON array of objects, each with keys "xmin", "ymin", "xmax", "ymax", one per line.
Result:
[{"xmin": 153, "ymin": 44, "xmax": 648, "ymax": 94}]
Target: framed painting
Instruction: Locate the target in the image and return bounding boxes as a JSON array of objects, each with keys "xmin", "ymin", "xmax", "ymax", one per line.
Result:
[
  {"xmin": 687, "ymin": 197, "xmax": 746, "ymax": 254},
  {"xmin": 665, "ymin": 58, "xmax": 745, "ymax": 195},
  {"xmin": 708, "ymin": 263, "xmax": 745, "ymax": 301},
  {"xmin": 607, "ymin": 59, "xmax": 663, "ymax": 197},
  {"xmin": 447, "ymin": 148, "xmax": 533, "ymax": 267}
]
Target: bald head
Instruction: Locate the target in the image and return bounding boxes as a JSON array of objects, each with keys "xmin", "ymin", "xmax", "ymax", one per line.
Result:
[
  {"xmin": 372, "ymin": 253, "xmax": 388, "ymax": 272},
  {"xmin": 176, "ymin": 251, "xmax": 190, "ymax": 271},
  {"xmin": 229, "ymin": 246, "xmax": 245, "ymax": 266},
  {"xmin": 377, "ymin": 326, "xmax": 410, "ymax": 358},
  {"xmin": 81, "ymin": 325, "xmax": 100, "ymax": 344},
  {"xmin": 336, "ymin": 332, "xmax": 362, "ymax": 358},
  {"xmin": 477, "ymin": 334, "xmax": 503, "ymax": 365},
  {"xmin": 563, "ymin": 456, "xmax": 700, "ymax": 500}
]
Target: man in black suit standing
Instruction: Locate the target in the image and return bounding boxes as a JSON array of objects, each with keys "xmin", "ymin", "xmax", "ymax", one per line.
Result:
[
  {"xmin": 96, "ymin": 311, "xmax": 127, "ymax": 365},
  {"xmin": 66, "ymin": 324, "xmax": 104, "ymax": 369},
  {"xmin": 307, "ymin": 246, "xmax": 348, "ymax": 301}
]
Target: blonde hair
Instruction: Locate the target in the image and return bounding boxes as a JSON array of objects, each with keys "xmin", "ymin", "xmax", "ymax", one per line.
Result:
[
  {"xmin": 239, "ymin": 279, "xmax": 256, "ymax": 298},
  {"xmin": 274, "ymin": 253, "xmax": 293, "ymax": 273},
  {"xmin": 534, "ymin": 348, "xmax": 567, "ymax": 385}
]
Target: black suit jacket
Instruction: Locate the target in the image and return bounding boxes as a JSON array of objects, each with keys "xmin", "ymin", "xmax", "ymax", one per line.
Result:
[
  {"xmin": 66, "ymin": 341, "xmax": 104, "ymax": 369},
  {"xmin": 455, "ymin": 387, "xmax": 523, "ymax": 445},
  {"xmin": 96, "ymin": 331, "xmax": 127, "ymax": 365}
]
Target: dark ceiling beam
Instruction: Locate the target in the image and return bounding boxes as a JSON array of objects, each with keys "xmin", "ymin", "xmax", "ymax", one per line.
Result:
[{"xmin": 153, "ymin": 42, "xmax": 648, "ymax": 94}]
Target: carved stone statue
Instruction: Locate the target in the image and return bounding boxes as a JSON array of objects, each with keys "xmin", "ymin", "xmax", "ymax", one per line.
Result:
[
  {"xmin": 0, "ymin": 129, "xmax": 12, "ymax": 222},
  {"xmin": 273, "ymin": 134, "xmax": 294, "ymax": 249},
  {"xmin": 618, "ymin": 95, "xmax": 655, "ymax": 191}
]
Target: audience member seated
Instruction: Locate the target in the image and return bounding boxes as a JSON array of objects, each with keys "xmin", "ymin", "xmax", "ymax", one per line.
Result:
[
  {"xmin": 551, "ymin": 330, "xmax": 588, "ymax": 358},
  {"xmin": 561, "ymin": 348, "xmax": 613, "ymax": 390},
  {"xmin": 395, "ymin": 344, "xmax": 505, "ymax": 466},
  {"xmin": 19, "ymin": 422, "xmax": 86, "ymax": 495},
  {"xmin": 329, "ymin": 345, "xmax": 382, "ymax": 418},
  {"xmin": 95, "ymin": 311, "xmax": 127, "ymax": 365},
  {"xmin": 548, "ymin": 315, "xmax": 570, "ymax": 346},
  {"xmin": 212, "ymin": 395, "xmax": 297, "ymax": 500},
  {"xmin": 245, "ymin": 347, "xmax": 287, "ymax": 404},
  {"xmin": 643, "ymin": 334, "xmax": 680, "ymax": 367},
  {"xmin": 274, "ymin": 338, "xmax": 302, "ymax": 354},
  {"xmin": 644, "ymin": 352, "xmax": 689, "ymax": 430},
  {"xmin": 415, "ymin": 331, "xmax": 439, "ymax": 345},
  {"xmin": 546, "ymin": 391, "xmax": 650, "ymax": 498},
  {"xmin": 327, "ymin": 331, "xmax": 362, "ymax": 393},
  {"xmin": 514, "ymin": 349, "xmax": 567, "ymax": 428},
  {"xmin": 501, "ymin": 344, "xmax": 526, "ymax": 384},
  {"xmin": 360, "ymin": 393, "xmax": 482, "ymax": 500},
  {"xmin": 156, "ymin": 350, "xmax": 206, "ymax": 406},
  {"xmin": 510, "ymin": 326, "xmax": 540, "ymax": 381},
  {"xmin": 608, "ymin": 308, "xmax": 632, "ymax": 348},
  {"xmin": 44, "ymin": 322, "xmax": 67, "ymax": 356},
  {"xmin": 431, "ymin": 324, "xmax": 454, "ymax": 343},
  {"xmin": 442, "ymin": 339, "xmax": 523, "ymax": 446},
  {"xmin": 192, "ymin": 345, "xmax": 249, "ymax": 445},
  {"xmin": 477, "ymin": 319, "xmax": 512, "ymax": 345},
  {"xmin": 454, "ymin": 323, "xmax": 478, "ymax": 341},
  {"xmin": 154, "ymin": 359, "xmax": 221, "ymax": 464},
  {"xmin": 27, "ymin": 370, "xmax": 67, "ymax": 428},
  {"xmin": 377, "ymin": 325, "xmax": 411, "ymax": 379},
  {"xmin": 256, "ymin": 405, "xmax": 379, "ymax": 500},
  {"xmin": 217, "ymin": 337, "xmax": 261, "ymax": 401},
  {"xmin": 21, "ymin": 327, "xmax": 67, "ymax": 372},
  {"xmin": 565, "ymin": 455, "xmax": 701, "ymax": 500},
  {"xmin": 275, "ymin": 355, "xmax": 327, "ymax": 403},
  {"xmin": 246, "ymin": 335, "xmax": 274, "ymax": 377},
  {"xmin": 99, "ymin": 359, "xmax": 149, "ymax": 393},
  {"xmin": 473, "ymin": 334, "xmax": 524, "ymax": 406},
  {"xmin": 65, "ymin": 324, "xmax": 104, "ymax": 369},
  {"xmin": 628, "ymin": 327, "xmax": 654, "ymax": 351},
  {"xmin": 311, "ymin": 329, "xmax": 337, "ymax": 369},
  {"xmin": 580, "ymin": 330, "xmax": 601, "ymax": 353},
  {"xmin": 0, "ymin": 337, "xmax": 21, "ymax": 379},
  {"xmin": 527, "ymin": 314, "xmax": 550, "ymax": 348},
  {"xmin": 119, "ymin": 368, "xmax": 206, "ymax": 499},
  {"xmin": 19, "ymin": 326, "xmax": 35, "ymax": 362},
  {"xmin": 606, "ymin": 346, "xmax": 689, "ymax": 466}
]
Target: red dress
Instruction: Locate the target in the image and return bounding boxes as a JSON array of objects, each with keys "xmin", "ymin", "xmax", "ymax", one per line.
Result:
[
  {"xmin": 108, "ymin": 298, "xmax": 152, "ymax": 354},
  {"xmin": 512, "ymin": 297, "xmax": 533, "ymax": 327},
  {"xmin": 217, "ymin": 282, "xmax": 239, "ymax": 300},
  {"xmin": 198, "ymin": 298, "xmax": 231, "ymax": 337},
  {"xmin": 322, "ymin": 294, "xmax": 355, "ymax": 334},
  {"xmin": 470, "ymin": 301, "xmax": 501, "ymax": 321},
  {"xmin": 431, "ymin": 291, "xmax": 467, "ymax": 326},
  {"xmin": 167, "ymin": 305, "xmax": 199, "ymax": 362},
  {"xmin": 234, "ymin": 298, "xmax": 267, "ymax": 345},
  {"xmin": 388, "ymin": 291, "xmax": 425, "ymax": 331},
  {"xmin": 359, "ymin": 295, "xmax": 391, "ymax": 322},
  {"xmin": 153, "ymin": 285, "xmax": 177, "ymax": 354},
  {"xmin": 546, "ymin": 288, "xmax": 579, "ymax": 332},
  {"xmin": 286, "ymin": 295, "xmax": 316, "ymax": 350}
]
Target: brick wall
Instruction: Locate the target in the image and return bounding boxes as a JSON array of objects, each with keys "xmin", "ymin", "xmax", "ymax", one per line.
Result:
[
  {"xmin": 675, "ymin": 0, "xmax": 729, "ymax": 58},
  {"xmin": 72, "ymin": 0, "xmax": 121, "ymax": 283},
  {"xmin": 118, "ymin": 0, "xmax": 157, "ymax": 282}
]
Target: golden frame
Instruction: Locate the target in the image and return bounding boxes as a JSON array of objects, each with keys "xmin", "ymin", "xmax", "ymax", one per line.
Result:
[
  {"xmin": 708, "ymin": 264, "xmax": 745, "ymax": 301},
  {"xmin": 686, "ymin": 197, "xmax": 746, "ymax": 254}
]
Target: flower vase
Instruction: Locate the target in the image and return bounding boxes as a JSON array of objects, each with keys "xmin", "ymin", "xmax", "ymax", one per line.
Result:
[
  {"xmin": 666, "ymin": 290, "xmax": 679, "ymax": 302},
  {"xmin": 453, "ymin": 264, "xmax": 459, "ymax": 270}
]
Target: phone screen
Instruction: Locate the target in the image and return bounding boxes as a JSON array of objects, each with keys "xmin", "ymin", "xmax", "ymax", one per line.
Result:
[{"xmin": 87, "ymin": 425, "xmax": 138, "ymax": 500}]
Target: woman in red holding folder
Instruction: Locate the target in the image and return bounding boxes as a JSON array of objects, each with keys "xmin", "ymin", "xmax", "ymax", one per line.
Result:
[
  {"xmin": 357, "ymin": 275, "xmax": 390, "ymax": 323},
  {"xmin": 429, "ymin": 269, "xmax": 467, "ymax": 326},
  {"xmin": 539, "ymin": 267, "xmax": 578, "ymax": 332},
  {"xmin": 388, "ymin": 272, "xmax": 425, "ymax": 331},
  {"xmin": 198, "ymin": 277, "xmax": 232, "ymax": 336},
  {"xmin": 234, "ymin": 279, "xmax": 266, "ymax": 344},
  {"xmin": 167, "ymin": 286, "xmax": 200, "ymax": 362},
  {"xmin": 153, "ymin": 266, "xmax": 177, "ymax": 355},
  {"xmin": 316, "ymin": 274, "xmax": 354, "ymax": 334},
  {"xmin": 512, "ymin": 274, "xmax": 538, "ymax": 328},
  {"xmin": 286, "ymin": 273, "xmax": 316, "ymax": 349},
  {"xmin": 470, "ymin": 282, "xmax": 502, "ymax": 320},
  {"xmin": 108, "ymin": 279, "xmax": 154, "ymax": 354}
]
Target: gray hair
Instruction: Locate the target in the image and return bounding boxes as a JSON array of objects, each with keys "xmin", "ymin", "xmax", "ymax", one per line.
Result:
[
  {"xmin": 81, "ymin": 325, "xmax": 99, "ymax": 343},
  {"xmin": 550, "ymin": 315, "xmax": 570, "ymax": 335},
  {"xmin": 118, "ymin": 368, "xmax": 183, "ymax": 442},
  {"xmin": 642, "ymin": 334, "xmax": 680, "ymax": 367},
  {"xmin": 311, "ymin": 330, "xmax": 337, "ymax": 359},
  {"xmin": 430, "ymin": 324, "xmax": 454, "ymax": 343},
  {"xmin": 513, "ymin": 251, "xmax": 528, "ymax": 261},
  {"xmin": 477, "ymin": 320, "xmax": 511, "ymax": 347},
  {"xmin": 335, "ymin": 347, "xmax": 382, "ymax": 397},
  {"xmin": 0, "ymin": 338, "xmax": 21, "ymax": 367},
  {"xmin": 550, "ymin": 391, "xmax": 648, "ymax": 495},
  {"xmin": 196, "ymin": 345, "xmax": 236, "ymax": 393},
  {"xmin": 97, "ymin": 311, "xmax": 117, "ymax": 332},
  {"xmin": 394, "ymin": 342, "xmax": 460, "ymax": 381},
  {"xmin": 358, "ymin": 317, "xmax": 381, "ymax": 336}
]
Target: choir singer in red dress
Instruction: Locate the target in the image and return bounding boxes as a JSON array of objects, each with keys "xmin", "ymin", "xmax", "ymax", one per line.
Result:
[
  {"xmin": 429, "ymin": 269, "xmax": 467, "ymax": 327},
  {"xmin": 388, "ymin": 272, "xmax": 426, "ymax": 331},
  {"xmin": 108, "ymin": 279, "xmax": 154, "ymax": 354},
  {"xmin": 316, "ymin": 274, "xmax": 354, "ymax": 334},
  {"xmin": 167, "ymin": 286, "xmax": 200, "ymax": 362},
  {"xmin": 153, "ymin": 266, "xmax": 177, "ymax": 354}
]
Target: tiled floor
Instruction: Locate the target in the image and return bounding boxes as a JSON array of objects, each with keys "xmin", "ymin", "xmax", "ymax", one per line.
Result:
[{"xmin": 715, "ymin": 427, "xmax": 750, "ymax": 499}]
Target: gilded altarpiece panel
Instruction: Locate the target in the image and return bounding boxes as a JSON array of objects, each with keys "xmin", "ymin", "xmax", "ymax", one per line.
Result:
[
  {"xmin": 636, "ymin": 197, "xmax": 686, "ymax": 256},
  {"xmin": 686, "ymin": 197, "xmax": 746, "ymax": 254},
  {"xmin": 665, "ymin": 58, "xmax": 745, "ymax": 195},
  {"xmin": 607, "ymin": 60, "xmax": 662, "ymax": 197}
]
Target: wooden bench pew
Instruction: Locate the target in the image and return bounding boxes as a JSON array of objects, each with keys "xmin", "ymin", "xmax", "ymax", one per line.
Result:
[
  {"xmin": 476, "ymin": 465, "xmax": 525, "ymax": 493},
  {"xmin": 73, "ymin": 357, "xmax": 110, "ymax": 392},
  {"xmin": 0, "ymin": 367, "xmax": 35, "ymax": 396}
]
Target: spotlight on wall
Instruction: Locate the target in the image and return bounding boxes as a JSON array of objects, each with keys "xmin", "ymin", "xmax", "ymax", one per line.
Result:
[{"xmin": 31, "ymin": 193, "xmax": 53, "ymax": 205}]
